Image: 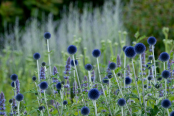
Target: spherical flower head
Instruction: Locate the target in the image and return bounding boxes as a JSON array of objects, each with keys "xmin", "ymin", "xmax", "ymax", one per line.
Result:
[
  {"xmin": 39, "ymin": 81, "xmax": 48, "ymax": 90},
  {"xmin": 81, "ymin": 106, "xmax": 90, "ymax": 115},
  {"xmin": 85, "ymin": 64, "xmax": 93, "ymax": 71},
  {"xmin": 107, "ymin": 72, "xmax": 113, "ymax": 79},
  {"xmin": 161, "ymin": 99, "xmax": 171, "ymax": 108},
  {"xmin": 147, "ymin": 36, "xmax": 156, "ymax": 45},
  {"xmin": 11, "ymin": 81, "xmax": 15, "ymax": 87},
  {"xmin": 122, "ymin": 46, "xmax": 127, "ymax": 52},
  {"xmin": 124, "ymin": 46, "xmax": 136, "ymax": 58},
  {"xmin": 42, "ymin": 62, "xmax": 46, "ymax": 66},
  {"xmin": 70, "ymin": 59, "xmax": 78, "ymax": 67},
  {"xmin": 148, "ymin": 55, "xmax": 153, "ymax": 61},
  {"xmin": 32, "ymin": 76, "xmax": 37, "ymax": 81},
  {"xmin": 9, "ymin": 99, "xmax": 13, "ymax": 104},
  {"xmin": 117, "ymin": 98, "xmax": 126, "ymax": 106},
  {"xmin": 108, "ymin": 62, "xmax": 116, "ymax": 70},
  {"xmin": 102, "ymin": 77, "xmax": 109, "ymax": 84},
  {"xmin": 146, "ymin": 62, "xmax": 152, "ymax": 69},
  {"xmin": 92, "ymin": 49, "xmax": 101, "ymax": 57},
  {"xmin": 33, "ymin": 53, "xmax": 41, "ymax": 60},
  {"xmin": 134, "ymin": 43, "xmax": 146, "ymax": 54},
  {"xmin": 170, "ymin": 111, "xmax": 174, "ymax": 116},
  {"xmin": 159, "ymin": 52, "xmax": 170, "ymax": 62},
  {"xmin": 56, "ymin": 82, "xmax": 61, "ymax": 90},
  {"xmin": 125, "ymin": 76, "xmax": 132, "ymax": 85},
  {"xmin": 155, "ymin": 84, "xmax": 160, "ymax": 89},
  {"xmin": 44, "ymin": 32, "xmax": 51, "ymax": 39},
  {"xmin": 67, "ymin": 45, "xmax": 77, "ymax": 55},
  {"xmin": 162, "ymin": 70, "xmax": 171, "ymax": 79},
  {"xmin": 15, "ymin": 93, "xmax": 24, "ymax": 101},
  {"xmin": 88, "ymin": 88, "xmax": 100, "ymax": 100},
  {"xmin": 147, "ymin": 75, "xmax": 153, "ymax": 81},
  {"xmin": 38, "ymin": 106, "xmax": 43, "ymax": 111},
  {"xmin": 10, "ymin": 74, "xmax": 18, "ymax": 81},
  {"xmin": 63, "ymin": 100, "xmax": 68, "ymax": 105}
]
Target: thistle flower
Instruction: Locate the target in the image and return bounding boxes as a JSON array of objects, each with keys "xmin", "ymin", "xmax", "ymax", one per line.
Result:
[
  {"xmin": 161, "ymin": 99, "xmax": 171, "ymax": 108},
  {"xmin": 92, "ymin": 49, "xmax": 101, "ymax": 57},
  {"xmin": 147, "ymin": 76, "xmax": 153, "ymax": 81},
  {"xmin": 162, "ymin": 70, "xmax": 171, "ymax": 79},
  {"xmin": 117, "ymin": 98, "xmax": 126, "ymax": 106},
  {"xmin": 44, "ymin": 32, "xmax": 51, "ymax": 39},
  {"xmin": 39, "ymin": 81, "xmax": 48, "ymax": 90},
  {"xmin": 32, "ymin": 76, "xmax": 37, "ymax": 81},
  {"xmin": 148, "ymin": 55, "xmax": 153, "ymax": 61},
  {"xmin": 16, "ymin": 79, "xmax": 20, "ymax": 94},
  {"xmin": 67, "ymin": 45, "xmax": 77, "ymax": 55},
  {"xmin": 9, "ymin": 99, "xmax": 13, "ymax": 104},
  {"xmin": 70, "ymin": 59, "xmax": 78, "ymax": 67},
  {"xmin": 56, "ymin": 82, "xmax": 61, "ymax": 90},
  {"xmin": 124, "ymin": 46, "xmax": 136, "ymax": 58},
  {"xmin": 122, "ymin": 46, "xmax": 127, "ymax": 52},
  {"xmin": 117, "ymin": 55, "xmax": 121, "ymax": 67},
  {"xmin": 81, "ymin": 106, "xmax": 90, "ymax": 115},
  {"xmin": 42, "ymin": 62, "xmax": 46, "ymax": 66},
  {"xmin": 15, "ymin": 93, "xmax": 24, "ymax": 101},
  {"xmin": 107, "ymin": 72, "xmax": 113, "ymax": 79},
  {"xmin": 85, "ymin": 64, "xmax": 93, "ymax": 71},
  {"xmin": 125, "ymin": 76, "xmax": 132, "ymax": 85},
  {"xmin": 0, "ymin": 92, "xmax": 6, "ymax": 116},
  {"xmin": 108, "ymin": 62, "xmax": 116, "ymax": 70},
  {"xmin": 64, "ymin": 57, "xmax": 71, "ymax": 74},
  {"xmin": 159, "ymin": 52, "xmax": 170, "ymax": 62},
  {"xmin": 40, "ymin": 67, "xmax": 46, "ymax": 80},
  {"xmin": 88, "ymin": 88, "xmax": 100, "ymax": 100},
  {"xmin": 91, "ymin": 70, "xmax": 95, "ymax": 83},
  {"xmin": 170, "ymin": 111, "xmax": 174, "ymax": 116},
  {"xmin": 10, "ymin": 74, "xmax": 18, "ymax": 81},
  {"xmin": 147, "ymin": 36, "xmax": 157, "ymax": 45},
  {"xmin": 134, "ymin": 43, "xmax": 146, "ymax": 54},
  {"xmin": 33, "ymin": 53, "xmax": 41, "ymax": 60},
  {"xmin": 63, "ymin": 100, "xmax": 68, "ymax": 105},
  {"xmin": 102, "ymin": 77, "xmax": 109, "ymax": 84}
]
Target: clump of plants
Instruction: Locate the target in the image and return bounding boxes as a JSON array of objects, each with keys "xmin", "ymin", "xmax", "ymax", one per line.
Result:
[{"xmin": 1, "ymin": 32, "xmax": 174, "ymax": 116}]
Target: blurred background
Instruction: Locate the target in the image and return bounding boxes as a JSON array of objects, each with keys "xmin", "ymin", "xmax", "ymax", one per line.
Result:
[{"xmin": 0, "ymin": 0, "xmax": 174, "ymax": 114}]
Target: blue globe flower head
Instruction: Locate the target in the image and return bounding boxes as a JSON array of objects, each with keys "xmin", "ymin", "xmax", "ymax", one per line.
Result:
[
  {"xmin": 148, "ymin": 55, "xmax": 153, "ymax": 61},
  {"xmin": 56, "ymin": 82, "xmax": 61, "ymax": 90},
  {"xmin": 9, "ymin": 99, "xmax": 13, "ymax": 104},
  {"xmin": 85, "ymin": 64, "xmax": 93, "ymax": 71},
  {"xmin": 15, "ymin": 93, "xmax": 24, "ymax": 101},
  {"xmin": 38, "ymin": 106, "xmax": 44, "ymax": 111},
  {"xmin": 32, "ymin": 76, "xmax": 37, "ymax": 81},
  {"xmin": 162, "ymin": 70, "xmax": 171, "ymax": 79},
  {"xmin": 42, "ymin": 62, "xmax": 46, "ymax": 66},
  {"xmin": 70, "ymin": 59, "xmax": 78, "ymax": 67},
  {"xmin": 10, "ymin": 74, "xmax": 18, "ymax": 81},
  {"xmin": 67, "ymin": 45, "xmax": 77, "ymax": 55},
  {"xmin": 125, "ymin": 76, "xmax": 132, "ymax": 85},
  {"xmin": 88, "ymin": 88, "xmax": 100, "ymax": 100},
  {"xmin": 170, "ymin": 111, "xmax": 174, "ymax": 116},
  {"xmin": 44, "ymin": 32, "xmax": 51, "ymax": 39},
  {"xmin": 147, "ymin": 75, "xmax": 153, "ymax": 81},
  {"xmin": 81, "ymin": 106, "xmax": 90, "ymax": 115},
  {"xmin": 108, "ymin": 62, "xmax": 116, "ymax": 70},
  {"xmin": 134, "ymin": 43, "xmax": 146, "ymax": 54},
  {"xmin": 92, "ymin": 49, "xmax": 101, "ymax": 57},
  {"xmin": 147, "ymin": 36, "xmax": 157, "ymax": 45},
  {"xmin": 102, "ymin": 77, "xmax": 109, "ymax": 84},
  {"xmin": 63, "ymin": 100, "xmax": 68, "ymax": 105},
  {"xmin": 124, "ymin": 46, "xmax": 136, "ymax": 58},
  {"xmin": 33, "ymin": 52, "xmax": 41, "ymax": 60},
  {"xmin": 122, "ymin": 46, "xmax": 127, "ymax": 52},
  {"xmin": 117, "ymin": 98, "xmax": 126, "ymax": 106},
  {"xmin": 159, "ymin": 52, "xmax": 170, "ymax": 62},
  {"xmin": 107, "ymin": 72, "xmax": 113, "ymax": 79},
  {"xmin": 39, "ymin": 81, "xmax": 48, "ymax": 90},
  {"xmin": 146, "ymin": 62, "xmax": 152, "ymax": 69},
  {"xmin": 161, "ymin": 99, "xmax": 171, "ymax": 108}
]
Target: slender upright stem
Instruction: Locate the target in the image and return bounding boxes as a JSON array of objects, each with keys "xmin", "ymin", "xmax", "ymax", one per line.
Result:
[
  {"xmin": 93, "ymin": 100, "xmax": 98, "ymax": 116},
  {"xmin": 113, "ymin": 71, "xmax": 132, "ymax": 115},
  {"xmin": 139, "ymin": 55, "xmax": 146, "ymax": 116},
  {"xmin": 165, "ymin": 79, "xmax": 167, "ymax": 98},
  {"xmin": 17, "ymin": 102, "xmax": 20, "ymax": 116},
  {"xmin": 152, "ymin": 45, "xmax": 156, "ymax": 83},
  {"xmin": 124, "ymin": 55, "xmax": 126, "ymax": 89},
  {"xmin": 35, "ymin": 82, "xmax": 42, "ymax": 104},
  {"xmin": 96, "ymin": 58, "xmax": 112, "ymax": 115},
  {"xmin": 167, "ymin": 109, "xmax": 169, "ymax": 116},
  {"xmin": 44, "ymin": 91, "xmax": 50, "ymax": 116},
  {"xmin": 37, "ymin": 60, "xmax": 40, "ymax": 82},
  {"xmin": 88, "ymin": 71, "xmax": 92, "ymax": 88},
  {"xmin": 47, "ymin": 39, "xmax": 51, "ymax": 75},
  {"xmin": 121, "ymin": 107, "xmax": 124, "ymax": 116},
  {"xmin": 72, "ymin": 55, "xmax": 82, "ymax": 93},
  {"xmin": 14, "ymin": 81, "xmax": 16, "ymax": 96},
  {"xmin": 132, "ymin": 59, "xmax": 141, "ymax": 104}
]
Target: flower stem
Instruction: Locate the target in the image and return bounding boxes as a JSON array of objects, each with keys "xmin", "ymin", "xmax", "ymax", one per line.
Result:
[
  {"xmin": 44, "ymin": 91, "xmax": 50, "ymax": 116},
  {"xmin": 121, "ymin": 107, "xmax": 124, "ymax": 116},
  {"xmin": 17, "ymin": 101, "xmax": 20, "ymax": 116},
  {"xmin": 93, "ymin": 100, "xmax": 98, "ymax": 116}
]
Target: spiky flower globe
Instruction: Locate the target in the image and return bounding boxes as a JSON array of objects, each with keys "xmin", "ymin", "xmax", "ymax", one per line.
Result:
[
  {"xmin": 162, "ymin": 70, "xmax": 171, "ymax": 79},
  {"xmin": 44, "ymin": 32, "xmax": 51, "ymax": 39},
  {"xmin": 147, "ymin": 75, "xmax": 153, "ymax": 81},
  {"xmin": 148, "ymin": 55, "xmax": 153, "ymax": 60},
  {"xmin": 108, "ymin": 62, "xmax": 116, "ymax": 70},
  {"xmin": 107, "ymin": 72, "xmax": 113, "ymax": 79},
  {"xmin": 117, "ymin": 98, "xmax": 126, "ymax": 106},
  {"xmin": 124, "ymin": 46, "xmax": 136, "ymax": 58},
  {"xmin": 11, "ymin": 81, "xmax": 16, "ymax": 87},
  {"xmin": 56, "ymin": 82, "xmax": 61, "ymax": 90},
  {"xmin": 10, "ymin": 74, "xmax": 18, "ymax": 81},
  {"xmin": 39, "ymin": 81, "xmax": 48, "ymax": 90},
  {"xmin": 170, "ymin": 111, "xmax": 174, "ymax": 116},
  {"xmin": 102, "ymin": 77, "xmax": 109, "ymax": 84},
  {"xmin": 161, "ymin": 99, "xmax": 171, "ymax": 108},
  {"xmin": 42, "ymin": 62, "xmax": 46, "ymax": 66},
  {"xmin": 70, "ymin": 59, "xmax": 78, "ymax": 67},
  {"xmin": 92, "ymin": 49, "xmax": 101, "ymax": 57},
  {"xmin": 88, "ymin": 88, "xmax": 100, "ymax": 100},
  {"xmin": 85, "ymin": 64, "xmax": 93, "ymax": 71},
  {"xmin": 15, "ymin": 93, "xmax": 24, "ymax": 101},
  {"xmin": 147, "ymin": 36, "xmax": 156, "ymax": 45},
  {"xmin": 33, "ymin": 53, "xmax": 41, "ymax": 60},
  {"xmin": 146, "ymin": 62, "xmax": 152, "ymax": 69},
  {"xmin": 32, "ymin": 76, "xmax": 37, "ymax": 81},
  {"xmin": 9, "ymin": 99, "xmax": 13, "ymax": 104},
  {"xmin": 122, "ymin": 46, "xmax": 127, "ymax": 52},
  {"xmin": 63, "ymin": 100, "xmax": 68, "ymax": 105},
  {"xmin": 134, "ymin": 43, "xmax": 146, "ymax": 54},
  {"xmin": 81, "ymin": 106, "xmax": 90, "ymax": 115},
  {"xmin": 67, "ymin": 45, "xmax": 77, "ymax": 55},
  {"xmin": 125, "ymin": 76, "xmax": 132, "ymax": 85},
  {"xmin": 38, "ymin": 106, "xmax": 44, "ymax": 111},
  {"xmin": 159, "ymin": 52, "xmax": 170, "ymax": 62}
]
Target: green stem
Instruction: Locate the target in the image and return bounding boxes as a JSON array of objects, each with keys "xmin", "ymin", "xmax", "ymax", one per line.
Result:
[{"xmin": 44, "ymin": 91, "xmax": 50, "ymax": 116}]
